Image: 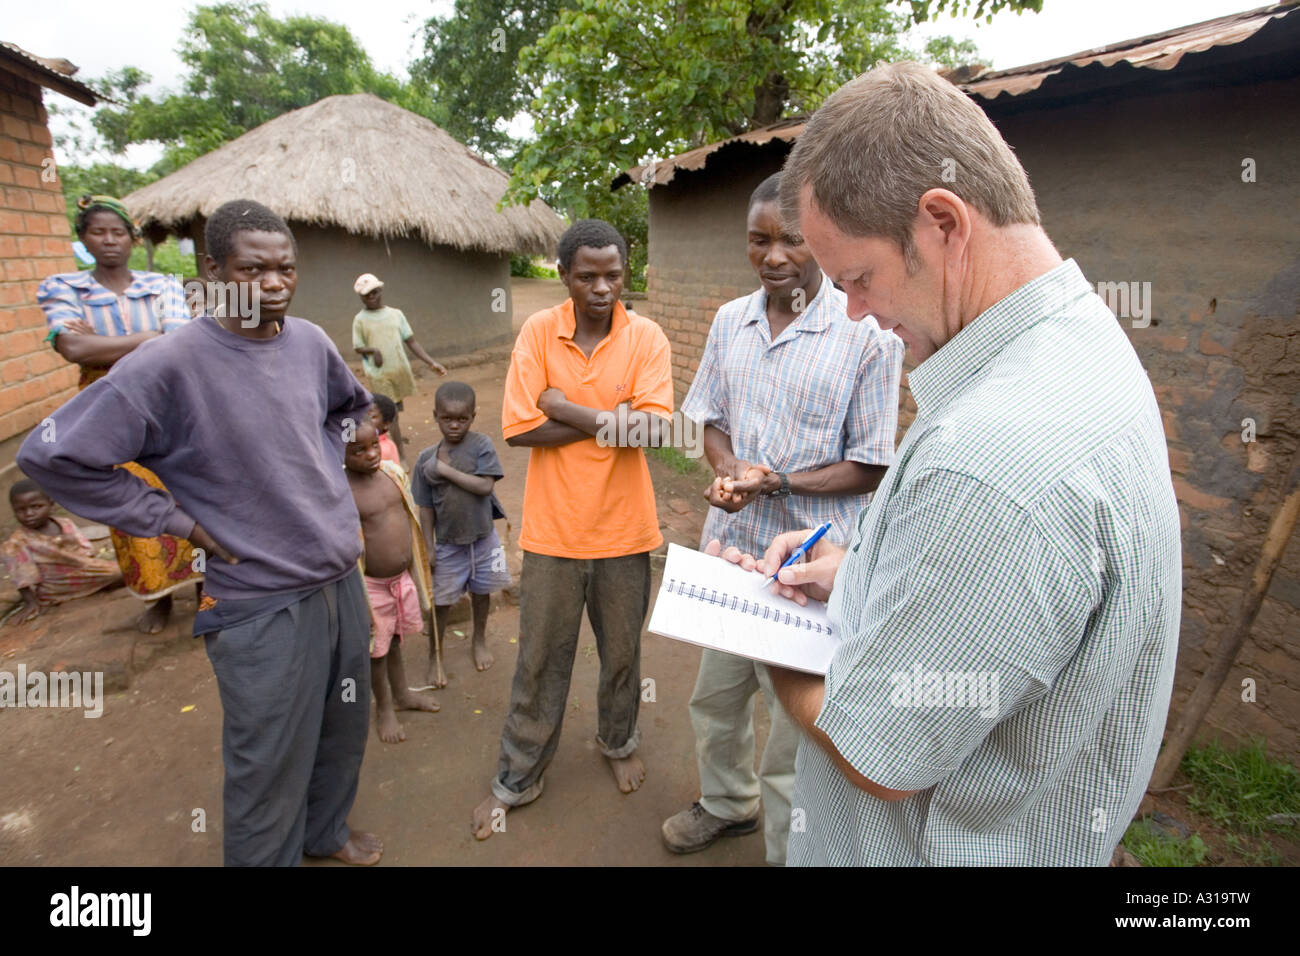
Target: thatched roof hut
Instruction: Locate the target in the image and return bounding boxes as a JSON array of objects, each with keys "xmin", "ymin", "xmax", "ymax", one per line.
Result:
[{"xmin": 125, "ymin": 93, "xmax": 567, "ymax": 356}]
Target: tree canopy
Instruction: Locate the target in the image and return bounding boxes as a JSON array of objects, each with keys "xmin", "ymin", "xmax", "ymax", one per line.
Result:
[
  {"xmin": 65, "ymin": 0, "xmax": 1044, "ymax": 286},
  {"xmin": 413, "ymin": 0, "xmax": 1039, "ymax": 286},
  {"xmin": 504, "ymin": 0, "xmax": 1038, "ymax": 212},
  {"xmin": 411, "ymin": 0, "xmax": 564, "ymax": 162},
  {"xmin": 88, "ymin": 1, "xmax": 433, "ymax": 174}
]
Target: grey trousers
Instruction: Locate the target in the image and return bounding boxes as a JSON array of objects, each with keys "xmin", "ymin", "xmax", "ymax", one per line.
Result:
[
  {"xmin": 492, "ymin": 551, "xmax": 650, "ymax": 806},
  {"xmin": 690, "ymin": 648, "xmax": 800, "ymax": 866},
  {"xmin": 203, "ymin": 570, "xmax": 371, "ymax": 866}
]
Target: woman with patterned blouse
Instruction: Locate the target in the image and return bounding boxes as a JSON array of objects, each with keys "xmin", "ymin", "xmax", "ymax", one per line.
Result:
[{"xmin": 36, "ymin": 195, "xmax": 202, "ymax": 633}]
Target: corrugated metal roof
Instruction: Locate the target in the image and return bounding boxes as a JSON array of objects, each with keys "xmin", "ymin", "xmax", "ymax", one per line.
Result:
[
  {"xmin": 618, "ymin": 1, "xmax": 1297, "ymax": 190},
  {"xmin": 964, "ymin": 0, "xmax": 1297, "ymax": 100},
  {"xmin": 621, "ymin": 116, "xmax": 806, "ymax": 188},
  {"xmin": 0, "ymin": 41, "xmax": 100, "ymax": 106}
]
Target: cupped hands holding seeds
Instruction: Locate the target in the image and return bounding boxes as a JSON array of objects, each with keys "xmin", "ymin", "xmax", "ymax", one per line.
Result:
[{"xmin": 704, "ymin": 462, "xmax": 772, "ymax": 513}]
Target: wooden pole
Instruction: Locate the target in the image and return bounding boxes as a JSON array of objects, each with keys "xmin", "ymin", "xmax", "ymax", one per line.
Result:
[{"xmin": 1150, "ymin": 450, "xmax": 1300, "ymax": 789}]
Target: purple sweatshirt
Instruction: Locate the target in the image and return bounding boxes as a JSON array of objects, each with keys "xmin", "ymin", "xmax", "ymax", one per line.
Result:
[{"xmin": 18, "ymin": 315, "xmax": 372, "ymax": 601}]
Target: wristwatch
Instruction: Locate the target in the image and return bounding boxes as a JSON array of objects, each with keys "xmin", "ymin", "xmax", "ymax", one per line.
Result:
[{"xmin": 766, "ymin": 472, "xmax": 792, "ymax": 498}]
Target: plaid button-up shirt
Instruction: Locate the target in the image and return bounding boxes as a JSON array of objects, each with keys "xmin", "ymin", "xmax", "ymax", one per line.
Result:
[
  {"xmin": 681, "ymin": 275, "xmax": 903, "ymax": 556},
  {"xmin": 38, "ymin": 270, "xmax": 191, "ymax": 339},
  {"xmin": 790, "ymin": 259, "xmax": 1182, "ymax": 866}
]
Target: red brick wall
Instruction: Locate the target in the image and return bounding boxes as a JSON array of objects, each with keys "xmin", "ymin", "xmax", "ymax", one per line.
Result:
[
  {"xmin": 0, "ymin": 69, "xmax": 77, "ymax": 459},
  {"xmin": 645, "ymin": 147, "xmax": 777, "ymax": 407}
]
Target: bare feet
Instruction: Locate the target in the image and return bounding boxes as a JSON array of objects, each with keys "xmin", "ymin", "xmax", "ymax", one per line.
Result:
[
  {"xmin": 607, "ymin": 753, "xmax": 646, "ymax": 794},
  {"xmin": 472, "ymin": 639, "xmax": 494, "ymax": 672},
  {"xmin": 332, "ymin": 831, "xmax": 383, "ymax": 865},
  {"xmin": 471, "ymin": 794, "xmax": 511, "ymax": 841},
  {"xmin": 423, "ymin": 662, "xmax": 447, "ymax": 689},
  {"xmin": 136, "ymin": 595, "xmax": 171, "ymax": 635},
  {"xmin": 377, "ymin": 704, "xmax": 405, "ymax": 743},
  {"xmin": 394, "ymin": 688, "xmax": 439, "ymax": 713}
]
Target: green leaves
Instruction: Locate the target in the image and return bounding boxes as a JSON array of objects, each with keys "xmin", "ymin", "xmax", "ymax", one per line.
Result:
[
  {"xmin": 410, "ymin": 0, "xmax": 565, "ymax": 161},
  {"xmin": 88, "ymin": 1, "xmax": 430, "ymax": 171},
  {"xmin": 56, "ymin": 162, "xmax": 155, "ymax": 228},
  {"xmin": 906, "ymin": 0, "xmax": 1042, "ymax": 21},
  {"xmin": 491, "ymin": 0, "xmax": 1040, "ymax": 286},
  {"xmin": 78, "ymin": 0, "xmax": 1043, "ymax": 291}
]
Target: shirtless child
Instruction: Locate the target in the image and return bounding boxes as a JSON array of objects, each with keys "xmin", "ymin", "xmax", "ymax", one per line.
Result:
[
  {"xmin": 367, "ymin": 394, "xmax": 402, "ymax": 467},
  {"xmin": 345, "ymin": 420, "xmax": 439, "ymax": 743}
]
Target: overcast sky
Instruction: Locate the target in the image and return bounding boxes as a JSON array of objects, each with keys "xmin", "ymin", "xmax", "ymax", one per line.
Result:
[{"xmin": 9, "ymin": 0, "xmax": 1266, "ymax": 168}]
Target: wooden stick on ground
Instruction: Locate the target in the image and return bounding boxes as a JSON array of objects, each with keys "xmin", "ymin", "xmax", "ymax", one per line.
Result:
[
  {"xmin": 1149, "ymin": 450, "xmax": 1300, "ymax": 790},
  {"xmin": 433, "ymin": 617, "xmax": 446, "ymax": 689}
]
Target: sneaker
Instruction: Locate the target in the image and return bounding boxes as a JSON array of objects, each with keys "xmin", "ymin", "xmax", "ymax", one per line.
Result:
[{"xmin": 661, "ymin": 802, "xmax": 759, "ymax": 854}]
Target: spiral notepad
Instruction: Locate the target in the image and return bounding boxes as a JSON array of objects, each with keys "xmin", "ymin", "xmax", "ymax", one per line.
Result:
[{"xmin": 649, "ymin": 544, "xmax": 838, "ymax": 675}]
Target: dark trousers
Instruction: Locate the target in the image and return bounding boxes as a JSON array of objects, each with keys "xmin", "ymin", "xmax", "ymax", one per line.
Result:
[
  {"xmin": 492, "ymin": 551, "xmax": 650, "ymax": 805},
  {"xmin": 203, "ymin": 569, "xmax": 371, "ymax": 866}
]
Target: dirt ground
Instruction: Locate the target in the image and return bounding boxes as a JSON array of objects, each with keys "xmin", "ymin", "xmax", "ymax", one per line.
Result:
[{"xmin": 0, "ymin": 280, "xmax": 774, "ymax": 867}]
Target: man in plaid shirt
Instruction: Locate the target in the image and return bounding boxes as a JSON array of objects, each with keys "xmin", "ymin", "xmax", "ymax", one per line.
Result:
[
  {"xmin": 660, "ymin": 173, "xmax": 903, "ymax": 865},
  {"xmin": 729, "ymin": 63, "xmax": 1182, "ymax": 865}
]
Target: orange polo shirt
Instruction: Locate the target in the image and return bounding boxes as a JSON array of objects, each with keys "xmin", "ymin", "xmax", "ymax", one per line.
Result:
[{"xmin": 502, "ymin": 299, "xmax": 673, "ymax": 559}]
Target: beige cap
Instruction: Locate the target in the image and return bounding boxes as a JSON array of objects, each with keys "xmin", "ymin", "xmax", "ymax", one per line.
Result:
[{"xmin": 354, "ymin": 273, "xmax": 384, "ymax": 295}]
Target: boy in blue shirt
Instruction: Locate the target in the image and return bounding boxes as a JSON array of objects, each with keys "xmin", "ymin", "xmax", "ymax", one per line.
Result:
[{"xmin": 411, "ymin": 381, "xmax": 512, "ymax": 686}]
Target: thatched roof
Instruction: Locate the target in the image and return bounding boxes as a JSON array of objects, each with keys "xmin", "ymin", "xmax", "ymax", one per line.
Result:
[{"xmin": 124, "ymin": 93, "xmax": 566, "ymax": 256}]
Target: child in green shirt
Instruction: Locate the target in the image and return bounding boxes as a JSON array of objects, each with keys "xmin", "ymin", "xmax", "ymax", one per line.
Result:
[{"xmin": 352, "ymin": 273, "xmax": 447, "ymax": 460}]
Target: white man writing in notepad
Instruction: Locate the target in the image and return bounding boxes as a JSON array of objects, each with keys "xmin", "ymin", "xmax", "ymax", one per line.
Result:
[
  {"xmin": 659, "ymin": 173, "xmax": 903, "ymax": 866},
  {"xmin": 714, "ymin": 62, "xmax": 1181, "ymax": 866}
]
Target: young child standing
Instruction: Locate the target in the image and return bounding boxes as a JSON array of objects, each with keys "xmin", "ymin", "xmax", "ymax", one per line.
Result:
[
  {"xmin": 3, "ymin": 478, "xmax": 122, "ymax": 623},
  {"xmin": 366, "ymin": 393, "xmax": 402, "ymax": 467},
  {"xmin": 345, "ymin": 419, "xmax": 439, "ymax": 743},
  {"xmin": 352, "ymin": 273, "xmax": 447, "ymax": 461},
  {"xmin": 410, "ymin": 381, "xmax": 511, "ymax": 685}
]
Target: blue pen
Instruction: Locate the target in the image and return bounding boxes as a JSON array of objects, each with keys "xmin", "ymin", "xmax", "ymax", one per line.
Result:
[{"xmin": 756, "ymin": 521, "xmax": 833, "ymax": 591}]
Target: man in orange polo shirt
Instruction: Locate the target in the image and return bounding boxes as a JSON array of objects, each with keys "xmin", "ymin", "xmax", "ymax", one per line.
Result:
[{"xmin": 471, "ymin": 220, "xmax": 674, "ymax": 840}]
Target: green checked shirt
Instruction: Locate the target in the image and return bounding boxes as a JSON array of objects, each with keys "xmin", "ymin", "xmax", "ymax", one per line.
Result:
[{"xmin": 788, "ymin": 259, "xmax": 1182, "ymax": 866}]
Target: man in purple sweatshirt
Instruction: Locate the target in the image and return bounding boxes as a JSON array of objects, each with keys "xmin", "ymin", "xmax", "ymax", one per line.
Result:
[{"xmin": 19, "ymin": 200, "xmax": 383, "ymax": 867}]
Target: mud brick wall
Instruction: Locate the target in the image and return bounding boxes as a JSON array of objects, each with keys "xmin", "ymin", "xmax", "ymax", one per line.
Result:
[
  {"xmin": 0, "ymin": 68, "xmax": 78, "ymax": 498},
  {"xmin": 987, "ymin": 74, "xmax": 1300, "ymax": 760},
  {"xmin": 641, "ymin": 72, "xmax": 1299, "ymax": 761},
  {"xmin": 644, "ymin": 141, "xmax": 917, "ymax": 440},
  {"xmin": 643, "ymin": 151, "xmax": 772, "ymax": 406}
]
